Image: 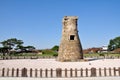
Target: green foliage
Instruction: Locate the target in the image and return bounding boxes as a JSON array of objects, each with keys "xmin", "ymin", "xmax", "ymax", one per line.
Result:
[
  {"xmin": 99, "ymin": 53, "xmax": 105, "ymax": 56},
  {"xmin": 42, "ymin": 49, "xmax": 58, "ymax": 56},
  {"xmin": 53, "ymin": 53, "xmax": 58, "ymax": 56},
  {"xmin": 42, "ymin": 49, "xmax": 56, "ymax": 54},
  {"xmin": 0, "ymin": 47, "xmax": 10, "ymax": 56},
  {"xmin": 40, "ymin": 45, "xmax": 59, "ymax": 57},
  {"xmin": 16, "ymin": 45, "xmax": 36, "ymax": 52},
  {"xmin": 6, "ymin": 53, "xmax": 37, "ymax": 56},
  {"xmin": 84, "ymin": 53, "xmax": 120, "ymax": 58},
  {"xmin": 108, "ymin": 36, "xmax": 120, "ymax": 51},
  {"xmin": 0, "ymin": 38, "xmax": 23, "ymax": 50},
  {"xmin": 84, "ymin": 53, "xmax": 99, "ymax": 57},
  {"xmin": 0, "ymin": 38, "xmax": 36, "ymax": 56},
  {"xmin": 51, "ymin": 45, "xmax": 59, "ymax": 51}
]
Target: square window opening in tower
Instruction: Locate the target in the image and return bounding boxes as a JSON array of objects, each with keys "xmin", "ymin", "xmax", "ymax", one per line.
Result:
[{"xmin": 70, "ymin": 35, "xmax": 75, "ymax": 40}]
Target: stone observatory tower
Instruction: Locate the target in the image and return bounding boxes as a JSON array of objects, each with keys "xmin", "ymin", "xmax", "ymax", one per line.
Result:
[{"xmin": 57, "ymin": 16, "xmax": 83, "ymax": 62}]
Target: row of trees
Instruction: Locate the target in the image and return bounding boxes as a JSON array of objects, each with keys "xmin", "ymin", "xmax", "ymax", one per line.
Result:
[
  {"xmin": 0, "ymin": 38, "xmax": 35, "ymax": 56},
  {"xmin": 0, "ymin": 36, "xmax": 120, "ymax": 56}
]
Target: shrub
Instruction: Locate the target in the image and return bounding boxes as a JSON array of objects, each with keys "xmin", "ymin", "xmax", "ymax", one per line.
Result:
[
  {"xmin": 99, "ymin": 53, "xmax": 105, "ymax": 56},
  {"xmin": 53, "ymin": 53, "xmax": 58, "ymax": 56}
]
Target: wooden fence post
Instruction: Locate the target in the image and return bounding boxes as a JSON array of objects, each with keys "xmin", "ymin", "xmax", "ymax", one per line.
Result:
[
  {"xmin": 113, "ymin": 67, "xmax": 116, "ymax": 76},
  {"xmin": 80, "ymin": 68, "xmax": 83, "ymax": 77},
  {"xmin": 104, "ymin": 68, "xmax": 107, "ymax": 76},
  {"xmin": 91, "ymin": 67, "xmax": 96, "ymax": 77},
  {"xmin": 50, "ymin": 69, "xmax": 53, "ymax": 77},
  {"xmin": 65, "ymin": 68, "xmax": 67, "ymax": 77},
  {"xmin": 70, "ymin": 68, "xmax": 73, "ymax": 77},
  {"xmin": 2, "ymin": 68, "xmax": 5, "ymax": 77},
  {"xmin": 30, "ymin": 68, "xmax": 32, "ymax": 77},
  {"xmin": 21, "ymin": 68, "xmax": 27, "ymax": 77},
  {"xmin": 56, "ymin": 68, "xmax": 62, "ymax": 77},
  {"xmin": 40, "ymin": 69, "xmax": 42, "ymax": 77},
  {"xmin": 12, "ymin": 68, "xmax": 14, "ymax": 77},
  {"xmin": 75, "ymin": 68, "xmax": 77, "ymax": 77},
  {"xmin": 45, "ymin": 69, "xmax": 48, "ymax": 77},
  {"xmin": 35, "ymin": 69, "xmax": 37, "ymax": 77},
  {"xmin": 7, "ymin": 68, "xmax": 9, "ymax": 77},
  {"xmin": 99, "ymin": 68, "xmax": 102, "ymax": 77},
  {"xmin": 86, "ymin": 68, "xmax": 88, "ymax": 77},
  {"xmin": 118, "ymin": 67, "xmax": 120, "ymax": 76},
  {"xmin": 109, "ymin": 68, "xmax": 112, "ymax": 76},
  {"xmin": 16, "ymin": 68, "xmax": 19, "ymax": 77}
]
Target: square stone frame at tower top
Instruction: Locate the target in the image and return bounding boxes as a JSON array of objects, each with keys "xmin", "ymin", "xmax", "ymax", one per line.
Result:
[{"xmin": 57, "ymin": 16, "xmax": 83, "ymax": 62}]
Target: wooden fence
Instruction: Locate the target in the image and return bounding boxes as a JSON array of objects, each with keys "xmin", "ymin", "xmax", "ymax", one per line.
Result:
[
  {"xmin": 0, "ymin": 67, "xmax": 120, "ymax": 77},
  {"xmin": 0, "ymin": 56, "xmax": 120, "ymax": 60}
]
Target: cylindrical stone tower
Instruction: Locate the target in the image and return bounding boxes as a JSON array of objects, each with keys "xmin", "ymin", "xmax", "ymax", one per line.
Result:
[{"xmin": 57, "ymin": 16, "xmax": 83, "ymax": 62}]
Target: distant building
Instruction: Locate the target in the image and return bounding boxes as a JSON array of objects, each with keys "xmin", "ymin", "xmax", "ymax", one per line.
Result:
[
  {"xmin": 83, "ymin": 46, "xmax": 108, "ymax": 54},
  {"xmin": 83, "ymin": 47, "xmax": 102, "ymax": 54},
  {"xmin": 101, "ymin": 46, "xmax": 108, "ymax": 53},
  {"xmin": 113, "ymin": 48, "xmax": 120, "ymax": 53}
]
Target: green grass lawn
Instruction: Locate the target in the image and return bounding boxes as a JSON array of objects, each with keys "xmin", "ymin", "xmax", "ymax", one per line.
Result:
[
  {"xmin": 1, "ymin": 51, "xmax": 120, "ymax": 58},
  {"xmin": 84, "ymin": 53, "xmax": 120, "ymax": 57}
]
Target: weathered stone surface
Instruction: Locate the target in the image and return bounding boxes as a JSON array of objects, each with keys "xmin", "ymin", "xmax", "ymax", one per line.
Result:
[{"xmin": 57, "ymin": 16, "xmax": 83, "ymax": 62}]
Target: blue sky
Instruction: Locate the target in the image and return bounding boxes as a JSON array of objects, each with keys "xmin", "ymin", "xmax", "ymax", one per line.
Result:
[{"xmin": 0, "ymin": 0, "xmax": 120, "ymax": 49}]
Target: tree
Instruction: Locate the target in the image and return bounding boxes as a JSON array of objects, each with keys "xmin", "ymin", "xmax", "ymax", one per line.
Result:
[
  {"xmin": 0, "ymin": 38, "xmax": 36, "ymax": 55},
  {"xmin": 108, "ymin": 36, "xmax": 120, "ymax": 51},
  {"xmin": 51, "ymin": 45, "xmax": 59, "ymax": 51},
  {"xmin": 0, "ymin": 38, "xmax": 24, "ymax": 55},
  {"xmin": 51, "ymin": 45, "xmax": 59, "ymax": 57},
  {"xmin": 0, "ymin": 38, "xmax": 23, "ymax": 50},
  {"xmin": 0, "ymin": 47, "xmax": 11, "ymax": 56},
  {"xmin": 15, "ymin": 45, "xmax": 36, "ymax": 53},
  {"xmin": 23, "ymin": 46, "xmax": 35, "ymax": 52},
  {"xmin": 26, "ymin": 46, "xmax": 35, "ymax": 50}
]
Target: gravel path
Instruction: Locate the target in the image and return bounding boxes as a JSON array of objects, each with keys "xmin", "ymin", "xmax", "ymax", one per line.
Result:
[{"xmin": 0, "ymin": 59, "xmax": 120, "ymax": 69}]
